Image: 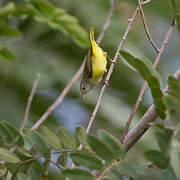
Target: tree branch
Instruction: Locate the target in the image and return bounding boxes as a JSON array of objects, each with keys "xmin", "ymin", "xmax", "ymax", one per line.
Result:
[
  {"xmin": 121, "ymin": 18, "xmax": 175, "ymax": 143},
  {"xmin": 21, "ymin": 73, "xmax": 40, "ymax": 131},
  {"xmin": 30, "ymin": 0, "xmax": 116, "ymax": 131},
  {"xmin": 86, "ymin": 7, "xmax": 139, "ymax": 133},
  {"xmin": 123, "ymin": 68, "xmax": 180, "ymax": 151},
  {"xmin": 96, "ymin": 0, "xmax": 116, "ymax": 44},
  {"xmin": 138, "ymin": 0, "xmax": 159, "ymax": 53}
]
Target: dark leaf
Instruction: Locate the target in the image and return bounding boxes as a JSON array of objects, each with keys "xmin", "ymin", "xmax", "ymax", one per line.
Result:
[
  {"xmin": 144, "ymin": 150, "xmax": 169, "ymax": 169},
  {"xmin": 70, "ymin": 152, "xmax": 103, "ymax": 170},
  {"xmin": 86, "ymin": 135, "xmax": 114, "ymax": 161},
  {"xmin": 0, "ymin": 47, "xmax": 16, "ymax": 60},
  {"xmin": 61, "ymin": 169, "xmax": 94, "ymax": 180},
  {"xmin": 58, "ymin": 127, "xmax": 77, "ymax": 149},
  {"xmin": 0, "ymin": 147, "xmax": 21, "ymax": 163},
  {"xmin": 97, "ymin": 129, "xmax": 125, "ymax": 159}
]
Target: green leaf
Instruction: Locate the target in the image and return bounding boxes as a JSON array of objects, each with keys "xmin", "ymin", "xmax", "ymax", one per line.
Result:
[
  {"xmin": 171, "ymin": 0, "xmax": 180, "ymax": 33},
  {"xmin": 76, "ymin": 126, "xmax": 90, "ymax": 149},
  {"xmin": 0, "ymin": 121, "xmax": 14, "ymax": 142},
  {"xmin": 108, "ymin": 168, "xmax": 124, "ymax": 180},
  {"xmin": 144, "ymin": 150, "xmax": 169, "ymax": 169},
  {"xmin": 120, "ymin": 50, "xmax": 166, "ymax": 119},
  {"xmin": 164, "ymin": 94, "xmax": 180, "ymax": 124},
  {"xmin": 2, "ymin": 121, "xmax": 24, "ymax": 146},
  {"xmin": 17, "ymin": 173, "xmax": 31, "ymax": 180},
  {"xmin": 161, "ymin": 165, "xmax": 178, "ymax": 180},
  {"xmin": 0, "ymin": 47, "xmax": 15, "ymax": 60},
  {"xmin": 86, "ymin": 135, "xmax": 114, "ymax": 161},
  {"xmin": 0, "ymin": 2, "xmax": 15, "ymax": 17},
  {"xmin": 27, "ymin": 166, "xmax": 43, "ymax": 180},
  {"xmin": 0, "ymin": 24, "xmax": 21, "ymax": 37},
  {"xmin": 38, "ymin": 125, "xmax": 61, "ymax": 149},
  {"xmin": 43, "ymin": 159, "xmax": 50, "ymax": 176},
  {"xmin": 30, "ymin": 0, "xmax": 54, "ymax": 16},
  {"xmin": 61, "ymin": 169, "xmax": 94, "ymax": 180},
  {"xmin": 170, "ymin": 140, "xmax": 180, "ymax": 179},
  {"xmin": 154, "ymin": 127, "xmax": 173, "ymax": 154},
  {"xmin": 70, "ymin": 152, "xmax": 103, "ymax": 170},
  {"xmin": 168, "ymin": 76, "xmax": 180, "ymax": 101},
  {"xmin": 127, "ymin": 158, "xmax": 148, "ymax": 176},
  {"xmin": 13, "ymin": 4, "xmax": 36, "ymax": 17},
  {"xmin": 53, "ymin": 13, "xmax": 78, "ymax": 24},
  {"xmin": 114, "ymin": 161, "xmax": 139, "ymax": 177},
  {"xmin": 57, "ymin": 152, "xmax": 68, "ymax": 168},
  {"xmin": 58, "ymin": 127, "xmax": 77, "ymax": 149},
  {"xmin": 97, "ymin": 129, "xmax": 125, "ymax": 159},
  {"xmin": 23, "ymin": 130, "xmax": 49, "ymax": 156},
  {"xmin": 120, "ymin": 50, "xmax": 153, "ymax": 80},
  {"xmin": 0, "ymin": 147, "xmax": 21, "ymax": 163}
]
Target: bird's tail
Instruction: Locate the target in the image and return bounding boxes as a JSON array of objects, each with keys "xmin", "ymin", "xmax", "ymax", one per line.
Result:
[{"xmin": 90, "ymin": 27, "xmax": 95, "ymax": 43}]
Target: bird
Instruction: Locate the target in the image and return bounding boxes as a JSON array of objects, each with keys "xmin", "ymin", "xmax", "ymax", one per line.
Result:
[{"xmin": 80, "ymin": 27, "xmax": 113, "ymax": 100}]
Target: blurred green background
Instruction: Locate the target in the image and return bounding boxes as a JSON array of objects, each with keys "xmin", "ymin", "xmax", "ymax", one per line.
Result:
[{"xmin": 0, "ymin": 0, "xmax": 180, "ymax": 179}]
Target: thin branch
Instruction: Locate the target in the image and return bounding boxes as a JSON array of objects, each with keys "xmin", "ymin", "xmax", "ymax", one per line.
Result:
[
  {"xmin": 30, "ymin": 1, "xmax": 116, "ymax": 131},
  {"xmin": 142, "ymin": 0, "xmax": 152, "ymax": 4},
  {"xmin": 68, "ymin": 1, "xmax": 117, "ymax": 173},
  {"xmin": 21, "ymin": 73, "xmax": 40, "ymax": 131},
  {"xmin": 96, "ymin": 160, "xmax": 120, "ymax": 180},
  {"xmin": 123, "ymin": 68, "xmax": 180, "ymax": 151},
  {"xmin": 86, "ymin": 7, "xmax": 139, "ymax": 133},
  {"xmin": 138, "ymin": 0, "xmax": 159, "ymax": 53},
  {"xmin": 121, "ymin": 18, "xmax": 175, "ymax": 143},
  {"xmin": 96, "ymin": 0, "xmax": 116, "ymax": 44}
]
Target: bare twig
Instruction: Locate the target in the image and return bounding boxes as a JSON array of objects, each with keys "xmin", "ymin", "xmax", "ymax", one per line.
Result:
[
  {"xmin": 30, "ymin": 0, "xmax": 116, "ymax": 131},
  {"xmin": 30, "ymin": 62, "xmax": 85, "ymax": 131},
  {"xmin": 21, "ymin": 73, "xmax": 40, "ymax": 131},
  {"xmin": 142, "ymin": 0, "xmax": 152, "ymax": 4},
  {"xmin": 123, "ymin": 68, "xmax": 180, "ymax": 151},
  {"xmin": 96, "ymin": 0, "xmax": 116, "ymax": 44},
  {"xmin": 86, "ymin": 7, "xmax": 139, "ymax": 133},
  {"xmin": 68, "ymin": 1, "xmax": 117, "ymax": 172},
  {"xmin": 138, "ymin": 0, "xmax": 159, "ymax": 53},
  {"xmin": 121, "ymin": 18, "xmax": 175, "ymax": 143},
  {"xmin": 96, "ymin": 160, "xmax": 120, "ymax": 180}
]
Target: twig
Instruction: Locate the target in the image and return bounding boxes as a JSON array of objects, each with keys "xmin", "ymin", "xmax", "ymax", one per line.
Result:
[
  {"xmin": 21, "ymin": 73, "xmax": 40, "ymax": 131},
  {"xmin": 138, "ymin": 0, "xmax": 159, "ymax": 53},
  {"xmin": 96, "ymin": 0, "xmax": 116, "ymax": 44},
  {"xmin": 30, "ymin": 62, "xmax": 85, "ymax": 131},
  {"xmin": 96, "ymin": 160, "xmax": 120, "ymax": 180},
  {"xmin": 86, "ymin": 7, "xmax": 139, "ymax": 133},
  {"xmin": 123, "ymin": 68, "xmax": 180, "ymax": 151},
  {"xmin": 30, "ymin": 1, "xmax": 116, "ymax": 131},
  {"xmin": 142, "ymin": 0, "xmax": 152, "ymax": 4},
  {"xmin": 68, "ymin": 1, "xmax": 117, "ymax": 173},
  {"xmin": 121, "ymin": 18, "xmax": 175, "ymax": 143}
]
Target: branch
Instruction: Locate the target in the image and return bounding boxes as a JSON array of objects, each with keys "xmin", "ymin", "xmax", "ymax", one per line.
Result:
[
  {"xmin": 123, "ymin": 68, "xmax": 180, "ymax": 151},
  {"xmin": 86, "ymin": 7, "xmax": 139, "ymax": 133},
  {"xmin": 30, "ymin": 0, "xmax": 116, "ymax": 131},
  {"xmin": 96, "ymin": 0, "xmax": 116, "ymax": 44},
  {"xmin": 138, "ymin": 0, "xmax": 159, "ymax": 53},
  {"xmin": 21, "ymin": 73, "xmax": 40, "ymax": 131},
  {"xmin": 121, "ymin": 18, "xmax": 175, "ymax": 143}
]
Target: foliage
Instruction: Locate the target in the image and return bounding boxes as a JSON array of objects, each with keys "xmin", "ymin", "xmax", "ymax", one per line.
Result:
[{"xmin": 0, "ymin": 0, "xmax": 180, "ymax": 179}]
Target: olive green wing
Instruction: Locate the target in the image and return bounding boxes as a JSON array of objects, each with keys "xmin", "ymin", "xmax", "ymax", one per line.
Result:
[{"xmin": 83, "ymin": 46, "xmax": 93, "ymax": 78}]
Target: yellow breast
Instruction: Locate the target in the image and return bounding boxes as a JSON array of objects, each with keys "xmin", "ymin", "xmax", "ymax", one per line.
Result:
[{"xmin": 91, "ymin": 40, "xmax": 107, "ymax": 81}]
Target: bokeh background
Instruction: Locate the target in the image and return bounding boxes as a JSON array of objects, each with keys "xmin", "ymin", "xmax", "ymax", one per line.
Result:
[{"xmin": 0, "ymin": 0, "xmax": 180, "ymax": 179}]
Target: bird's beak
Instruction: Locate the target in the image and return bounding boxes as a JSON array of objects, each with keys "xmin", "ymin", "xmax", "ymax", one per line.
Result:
[{"xmin": 82, "ymin": 93, "xmax": 85, "ymax": 101}]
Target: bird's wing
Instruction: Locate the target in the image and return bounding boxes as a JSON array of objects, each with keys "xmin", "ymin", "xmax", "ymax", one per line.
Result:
[{"xmin": 83, "ymin": 46, "xmax": 93, "ymax": 78}]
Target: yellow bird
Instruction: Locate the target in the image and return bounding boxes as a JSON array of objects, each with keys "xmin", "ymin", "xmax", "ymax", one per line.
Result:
[{"xmin": 80, "ymin": 27, "xmax": 112, "ymax": 100}]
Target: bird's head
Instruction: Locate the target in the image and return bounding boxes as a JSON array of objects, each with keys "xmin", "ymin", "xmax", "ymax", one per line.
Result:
[{"xmin": 80, "ymin": 78, "xmax": 91, "ymax": 100}]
